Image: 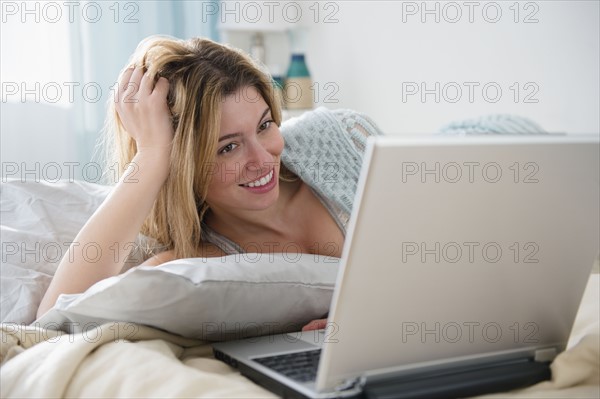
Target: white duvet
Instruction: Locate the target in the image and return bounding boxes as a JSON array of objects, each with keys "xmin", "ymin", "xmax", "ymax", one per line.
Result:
[{"xmin": 0, "ymin": 273, "xmax": 597, "ymax": 398}]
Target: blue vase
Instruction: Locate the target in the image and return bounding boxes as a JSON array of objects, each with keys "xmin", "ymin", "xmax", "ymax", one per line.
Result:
[{"xmin": 284, "ymin": 54, "xmax": 313, "ymax": 109}]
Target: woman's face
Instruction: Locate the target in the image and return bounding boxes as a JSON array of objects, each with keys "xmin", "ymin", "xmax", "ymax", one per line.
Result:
[{"xmin": 205, "ymin": 86, "xmax": 284, "ymax": 214}]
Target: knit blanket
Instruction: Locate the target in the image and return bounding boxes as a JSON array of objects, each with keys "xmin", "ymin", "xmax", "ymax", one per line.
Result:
[{"xmin": 281, "ymin": 107, "xmax": 385, "ymax": 217}]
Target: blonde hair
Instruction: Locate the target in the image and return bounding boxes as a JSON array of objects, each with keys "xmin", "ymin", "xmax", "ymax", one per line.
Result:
[{"xmin": 102, "ymin": 35, "xmax": 285, "ymax": 259}]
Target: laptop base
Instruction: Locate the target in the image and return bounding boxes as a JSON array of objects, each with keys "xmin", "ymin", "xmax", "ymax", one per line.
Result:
[
  {"xmin": 362, "ymin": 359, "xmax": 551, "ymax": 399},
  {"xmin": 216, "ymin": 344, "xmax": 550, "ymax": 399}
]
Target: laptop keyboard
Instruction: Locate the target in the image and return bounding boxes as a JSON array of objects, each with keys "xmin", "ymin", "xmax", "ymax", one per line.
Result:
[{"xmin": 253, "ymin": 349, "xmax": 321, "ymax": 383}]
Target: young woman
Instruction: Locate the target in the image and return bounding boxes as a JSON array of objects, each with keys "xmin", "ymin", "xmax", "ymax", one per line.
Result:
[{"xmin": 36, "ymin": 36, "xmax": 383, "ymax": 320}]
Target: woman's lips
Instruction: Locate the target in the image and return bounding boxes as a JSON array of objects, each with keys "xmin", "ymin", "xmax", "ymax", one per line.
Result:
[{"xmin": 240, "ymin": 169, "xmax": 277, "ymax": 194}]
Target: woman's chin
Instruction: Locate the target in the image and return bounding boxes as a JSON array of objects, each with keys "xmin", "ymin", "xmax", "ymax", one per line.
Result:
[{"xmin": 245, "ymin": 184, "xmax": 280, "ymax": 210}]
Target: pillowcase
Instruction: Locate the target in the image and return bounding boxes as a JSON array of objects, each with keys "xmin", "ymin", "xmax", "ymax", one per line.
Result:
[
  {"xmin": 36, "ymin": 254, "xmax": 339, "ymax": 340},
  {"xmin": 1, "ymin": 179, "xmax": 111, "ymax": 324},
  {"xmin": 2, "ymin": 179, "xmax": 339, "ymax": 339}
]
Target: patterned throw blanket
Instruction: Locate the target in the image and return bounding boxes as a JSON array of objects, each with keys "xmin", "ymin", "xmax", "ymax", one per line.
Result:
[{"xmin": 282, "ymin": 109, "xmax": 545, "ymax": 218}]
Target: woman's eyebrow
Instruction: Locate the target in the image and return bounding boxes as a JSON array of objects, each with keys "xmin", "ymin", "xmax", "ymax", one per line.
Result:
[
  {"xmin": 218, "ymin": 133, "xmax": 242, "ymax": 143},
  {"xmin": 257, "ymin": 107, "xmax": 270, "ymax": 125},
  {"xmin": 219, "ymin": 108, "xmax": 271, "ymax": 142}
]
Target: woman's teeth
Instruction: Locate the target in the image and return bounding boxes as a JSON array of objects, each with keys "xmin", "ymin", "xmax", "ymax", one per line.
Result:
[{"xmin": 243, "ymin": 170, "xmax": 274, "ymax": 188}]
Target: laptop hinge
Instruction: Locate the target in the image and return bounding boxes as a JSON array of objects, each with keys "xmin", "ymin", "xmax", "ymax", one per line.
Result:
[
  {"xmin": 335, "ymin": 376, "xmax": 367, "ymax": 393},
  {"xmin": 361, "ymin": 358, "xmax": 551, "ymax": 399},
  {"xmin": 534, "ymin": 347, "xmax": 558, "ymax": 363}
]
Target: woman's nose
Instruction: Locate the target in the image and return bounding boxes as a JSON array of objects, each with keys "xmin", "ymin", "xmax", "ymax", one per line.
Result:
[{"xmin": 244, "ymin": 140, "xmax": 273, "ymax": 177}]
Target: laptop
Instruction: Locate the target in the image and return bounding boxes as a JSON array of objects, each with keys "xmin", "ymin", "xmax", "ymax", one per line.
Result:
[{"xmin": 213, "ymin": 135, "xmax": 600, "ymax": 399}]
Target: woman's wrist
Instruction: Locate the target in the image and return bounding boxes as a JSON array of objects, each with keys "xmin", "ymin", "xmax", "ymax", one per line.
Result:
[
  {"xmin": 117, "ymin": 150, "xmax": 171, "ymax": 185},
  {"xmin": 135, "ymin": 144, "xmax": 172, "ymax": 160}
]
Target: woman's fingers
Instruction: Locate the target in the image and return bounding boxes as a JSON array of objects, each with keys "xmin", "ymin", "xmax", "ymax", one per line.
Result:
[
  {"xmin": 120, "ymin": 65, "xmax": 163, "ymax": 105},
  {"xmin": 123, "ymin": 65, "xmax": 145, "ymax": 100},
  {"xmin": 139, "ymin": 69, "xmax": 156, "ymax": 96},
  {"xmin": 116, "ymin": 66, "xmax": 134, "ymax": 105},
  {"xmin": 152, "ymin": 77, "xmax": 170, "ymax": 99},
  {"xmin": 114, "ymin": 64, "xmax": 174, "ymax": 152},
  {"xmin": 302, "ymin": 319, "xmax": 328, "ymax": 331},
  {"xmin": 119, "ymin": 66, "xmax": 134, "ymax": 89}
]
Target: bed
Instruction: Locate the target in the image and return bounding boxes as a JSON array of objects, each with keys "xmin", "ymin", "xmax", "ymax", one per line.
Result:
[{"xmin": 1, "ymin": 179, "xmax": 598, "ymax": 398}]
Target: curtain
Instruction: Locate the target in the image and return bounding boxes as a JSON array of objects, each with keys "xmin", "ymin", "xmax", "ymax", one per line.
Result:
[
  {"xmin": 0, "ymin": 1, "xmax": 216, "ymax": 181},
  {"xmin": 72, "ymin": 0, "xmax": 217, "ymax": 169}
]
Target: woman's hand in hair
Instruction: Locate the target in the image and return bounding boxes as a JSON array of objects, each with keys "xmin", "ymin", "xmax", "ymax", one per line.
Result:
[{"xmin": 115, "ymin": 65, "xmax": 174, "ymax": 155}]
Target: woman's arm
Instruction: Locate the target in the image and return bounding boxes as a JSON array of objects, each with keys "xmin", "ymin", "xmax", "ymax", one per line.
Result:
[
  {"xmin": 140, "ymin": 249, "xmax": 176, "ymax": 267},
  {"xmin": 37, "ymin": 66, "xmax": 174, "ymax": 318}
]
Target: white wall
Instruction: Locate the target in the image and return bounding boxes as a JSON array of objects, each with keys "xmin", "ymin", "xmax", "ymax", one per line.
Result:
[
  {"xmin": 299, "ymin": 1, "xmax": 599, "ymax": 134},
  {"xmin": 2, "ymin": 1, "xmax": 598, "ymax": 182}
]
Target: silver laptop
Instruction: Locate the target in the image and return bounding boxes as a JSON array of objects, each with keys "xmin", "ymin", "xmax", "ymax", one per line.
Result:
[{"xmin": 213, "ymin": 135, "xmax": 600, "ymax": 399}]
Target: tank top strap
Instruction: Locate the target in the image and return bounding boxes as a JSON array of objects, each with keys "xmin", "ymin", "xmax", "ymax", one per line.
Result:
[
  {"xmin": 200, "ymin": 189, "xmax": 349, "ymax": 256},
  {"xmin": 200, "ymin": 223, "xmax": 245, "ymax": 255}
]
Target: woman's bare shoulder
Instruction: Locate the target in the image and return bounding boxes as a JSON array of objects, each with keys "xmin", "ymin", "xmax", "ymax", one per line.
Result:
[
  {"xmin": 139, "ymin": 242, "xmax": 226, "ymax": 267},
  {"xmin": 139, "ymin": 249, "xmax": 176, "ymax": 267}
]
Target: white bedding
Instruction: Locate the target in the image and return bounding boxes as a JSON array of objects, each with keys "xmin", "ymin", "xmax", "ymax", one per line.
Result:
[
  {"xmin": 1, "ymin": 179, "xmax": 110, "ymax": 324},
  {"xmin": 1, "ymin": 273, "xmax": 597, "ymax": 398}
]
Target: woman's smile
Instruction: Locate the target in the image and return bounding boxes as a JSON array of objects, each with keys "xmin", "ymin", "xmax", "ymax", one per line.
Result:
[{"xmin": 240, "ymin": 169, "xmax": 275, "ymax": 189}]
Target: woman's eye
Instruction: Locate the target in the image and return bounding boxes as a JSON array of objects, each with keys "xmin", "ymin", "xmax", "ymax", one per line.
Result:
[
  {"xmin": 259, "ymin": 120, "xmax": 273, "ymax": 131},
  {"xmin": 219, "ymin": 143, "xmax": 237, "ymax": 154}
]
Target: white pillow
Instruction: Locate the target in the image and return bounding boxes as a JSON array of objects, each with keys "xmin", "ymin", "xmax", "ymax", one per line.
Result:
[
  {"xmin": 1, "ymin": 179, "xmax": 111, "ymax": 324},
  {"xmin": 2, "ymin": 179, "xmax": 339, "ymax": 338},
  {"xmin": 36, "ymin": 254, "xmax": 339, "ymax": 340}
]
